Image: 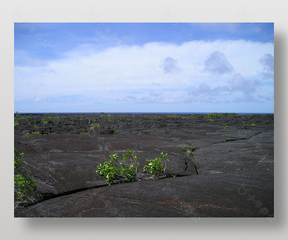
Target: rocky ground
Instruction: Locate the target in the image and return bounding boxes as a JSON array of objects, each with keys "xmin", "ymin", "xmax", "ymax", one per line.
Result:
[{"xmin": 14, "ymin": 113, "xmax": 274, "ymax": 217}]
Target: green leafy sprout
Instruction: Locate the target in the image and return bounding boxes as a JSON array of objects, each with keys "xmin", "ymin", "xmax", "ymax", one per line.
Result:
[
  {"xmin": 96, "ymin": 149, "xmax": 140, "ymax": 185},
  {"xmin": 144, "ymin": 152, "xmax": 169, "ymax": 177},
  {"xmin": 14, "ymin": 149, "xmax": 39, "ymax": 203},
  {"xmin": 178, "ymin": 146, "xmax": 187, "ymax": 152},
  {"xmin": 96, "ymin": 150, "xmax": 171, "ymax": 186},
  {"xmin": 178, "ymin": 145, "xmax": 197, "ymax": 157},
  {"xmin": 88, "ymin": 123, "xmax": 100, "ymax": 130}
]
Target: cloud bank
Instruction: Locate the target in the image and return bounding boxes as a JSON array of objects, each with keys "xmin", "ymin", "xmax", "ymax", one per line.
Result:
[{"xmin": 14, "ymin": 39, "xmax": 274, "ymax": 112}]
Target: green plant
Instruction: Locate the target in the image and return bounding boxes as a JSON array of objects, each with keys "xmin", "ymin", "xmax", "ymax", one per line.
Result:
[
  {"xmin": 96, "ymin": 160, "xmax": 119, "ymax": 185},
  {"xmin": 114, "ymin": 130, "xmax": 119, "ymax": 134},
  {"xmin": 223, "ymin": 125, "xmax": 229, "ymax": 129},
  {"xmin": 14, "ymin": 121, "xmax": 20, "ymax": 127},
  {"xmin": 143, "ymin": 152, "xmax": 169, "ymax": 177},
  {"xmin": 178, "ymin": 146, "xmax": 187, "ymax": 152},
  {"xmin": 25, "ymin": 132, "xmax": 31, "ymax": 136},
  {"xmin": 167, "ymin": 114, "xmax": 177, "ymax": 118},
  {"xmin": 42, "ymin": 120, "xmax": 48, "ymax": 124},
  {"xmin": 190, "ymin": 113, "xmax": 197, "ymax": 120},
  {"xmin": 34, "ymin": 125, "xmax": 38, "ymax": 128},
  {"xmin": 208, "ymin": 119, "xmax": 214, "ymax": 124},
  {"xmin": 207, "ymin": 113, "xmax": 221, "ymax": 118},
  {"xmin": 88, "ymin": 123, "xmax": 100, "ymax": 130},
  {"xmin": 33, "ymin": 131, "xmax": 41, "ymax": 135},
  {"xmin": 187, "ymin": 150, "xmax": 194, "ymax": 156},
  {"xmin": 14, "ymin": 149, "xmax": 38, "ymax": 203},
  {"xmin": 96, "ymin": 149, "xmax": 140, "ymax": 185},
  {"xmin": 79, "ymin": 132, "xmax": 89, "ymax": 135},
  {"xmin": 250, "ymin": 123, "xmax": 256, "ymax": 126}
]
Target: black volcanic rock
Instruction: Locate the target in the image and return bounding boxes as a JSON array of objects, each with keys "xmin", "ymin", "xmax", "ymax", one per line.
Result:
[{"xmin": 14, "ymin": 113, "xmax": 274, "ymax": 217}]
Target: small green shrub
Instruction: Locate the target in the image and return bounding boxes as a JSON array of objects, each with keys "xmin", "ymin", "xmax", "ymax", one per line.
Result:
[
  {"xmin": 33, "ymin": 131, "xmax": 41, "ymax": 135},
  {"xmin": 96, "ymin": 150, "xmax": 171, "ymax": 185},
  {"xmin": 14, "ymin": 122, "xmax": 20, "ymax": 127},
  {"xmin": 96, "ymin": 149, "xmax": 140, "ymax": 185},
  {"xmin": 178, "ymin": 146, "xmax": 187, "ymax": 152},
  {"xmin": 179, "ymin": 145, "xmax": 197, "ymax": 156},
  {"xmin": 88, "ymin": 123, "xmax": 100, "ymax": 130},
  {"xmin": 143, "ymin": 152, "xmax": 169, "ymax": 177},
  {"xmin": 223, "ymin": 125, "xmax": 229, "ymax": 129},
  {"xmin": 250, "ymin": 123, "xmax": 256, "ymax": 126},
  {"xmin": 167, "ymin": 114, "xmax": 177, "ymax": 118},
  {"xmin": 25, "ymin": 132, "xmax": 31, "ymax": 136},
  {"xmin": 187, "ymin": 150, "xmax": 194, "ymax": 156},
  {"xmin": 34, "ymin": 125, "xmax": 38, "ymax": 128},
  {"xmin": 114, "ymin": 130, "xmax": 119, "ymax": 134},
  {"xmin": 79, "ymin": 132, "xmax": 89, "ymax": 135},
  {"xmin": 208, "ymin": 119, "xmax": 214, "ymax": 124},
  {"xmin": 14, "ymin": 149, "xmax": 38, "ymax": 203}
]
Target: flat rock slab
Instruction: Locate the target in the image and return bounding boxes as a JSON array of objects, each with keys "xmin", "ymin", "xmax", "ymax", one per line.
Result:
[
  {"xmin": 14, "ymin": 113, "xmax": 274, "ymax": 217},
  {"xmin": 15, "ymin": 173, "xmax": 273, "ymax": 217}
]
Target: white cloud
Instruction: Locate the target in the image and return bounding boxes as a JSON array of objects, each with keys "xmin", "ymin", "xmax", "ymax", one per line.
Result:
[
  {"xmin": 14, "ymin": 40, "xmax": 274, "ymax": 106},
  {"xmin": 203, "ymin": 51, "xmax": 234, "ymax": 75},
  {"xmin": 160, "ymin": 57, "xmax": 182, "ymax": 74}
]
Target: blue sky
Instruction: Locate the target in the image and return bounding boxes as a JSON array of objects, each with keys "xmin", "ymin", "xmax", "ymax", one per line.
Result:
[{"xmin": 14, "ymin": 23, "xmax": 274, "ymax": 113}]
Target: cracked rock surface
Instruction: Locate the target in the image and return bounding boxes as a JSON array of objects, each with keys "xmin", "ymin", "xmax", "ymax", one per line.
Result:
[{"xmin": 14, "ymin": 113, "xmax": 274, "ymax": 217}]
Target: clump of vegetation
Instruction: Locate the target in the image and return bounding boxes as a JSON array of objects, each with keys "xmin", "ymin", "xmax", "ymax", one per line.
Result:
[
  {"xmin": 88, "ymin": 123, "xmax": 100, "ymax": 130},
  {"xmin": 190, "ymin": 114, "xmax": 197, "ymax": 120},
  {"xmin": 207, "ymin": 113, "xmax": 221, "ymax": 118},
  {"xmin": 79, "ymin": 132, "xmax": 89, "ymax": 135},
  {"xmin": 114, "ymin": 130, "xmax": 119, "ymax": 134},
  {"xmin": 166, "ymin": 114, "xmax": 178, "ymax": 119},
  {"xmin": 96, "ymin": 149, "xmax": 140, "ymax": 185},
  {"xmin": 223, "ymin": 125, "xmax": 229, "ymax": 129},
  {"xmin": 187, "ymin": 150, "xmax": 195, "ymax": 156},
  {"xmin": 33, "ymin": 131, "xmax": 42, "ymax": 135},
  {"xmin": 34, "ymin": 125, "xmax": 38, "ymax": 128},
  {"xmin": 144, "ymin": 152, "xmax": 169, "ymax": 177},
  {"xmin": 250, "ymin": 123, "xmax": 256, "ymax": 126},
  {"xmin": 178, "ymin": 146, "xmax": 187, "ymax": 152},
  {"xmin": 178, "ymin": 145, "xmax": 197, "ymax": 156},
  {"xmin": 96, "ymin": 149, "xmax": 171, "ymax": 186},
  {"xmin": 208, "ymin": 119, "xmax": 214, "ymax": 124},
  {"xmin": 14, "ymin": 149, "xmax": 39, "ymax": 204}
]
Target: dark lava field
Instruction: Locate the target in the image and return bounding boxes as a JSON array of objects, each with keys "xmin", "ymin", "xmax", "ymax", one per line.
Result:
[{"xmin": 14, "ymin": 113, "xmax": 274, "ymax": 217}]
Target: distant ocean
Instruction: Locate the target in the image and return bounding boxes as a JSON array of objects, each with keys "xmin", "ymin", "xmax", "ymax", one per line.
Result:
[{"xmin": 16, "ymin": 112, "xmax": 273, "ymax": 115}]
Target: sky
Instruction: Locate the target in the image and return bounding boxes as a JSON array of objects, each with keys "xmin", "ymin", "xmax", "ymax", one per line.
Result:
[{"xmin": 14, "ymin": 22, "xmax": 274, "ymax": 113}]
